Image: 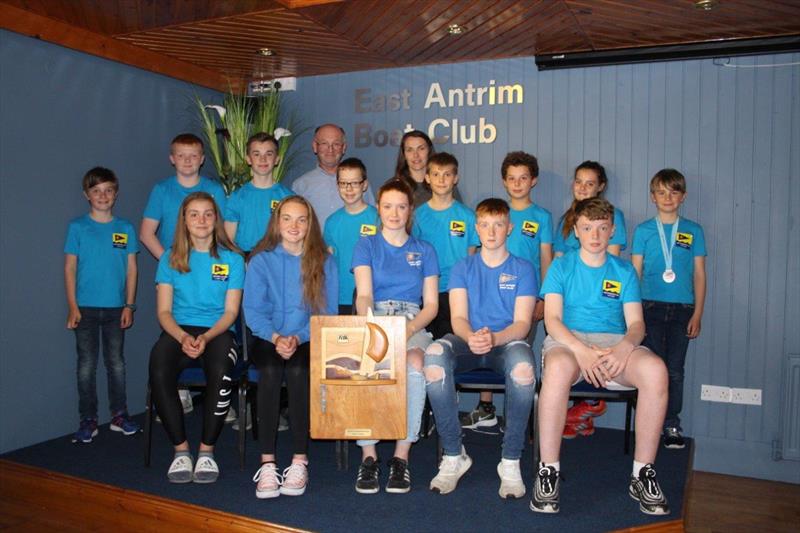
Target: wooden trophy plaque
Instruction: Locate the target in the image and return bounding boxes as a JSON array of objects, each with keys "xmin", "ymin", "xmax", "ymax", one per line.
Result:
[{"xmin": 310, "ymin": 315, "xmax": 406, "ymax": 440}]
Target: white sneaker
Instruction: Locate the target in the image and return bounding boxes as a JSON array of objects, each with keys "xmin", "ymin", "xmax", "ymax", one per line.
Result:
[
  {"xmin": 225, "ymin": 406, "xmax": 238, "ymax": 424},
  {"xmin": 167, "ymin": 454, "xmax": 193, "ymax": 483},
  {"xmin": 430, "ymin": 446, "xmax": 472, "ymax": 494},
  {"xmin": 280, "ymin": 462, "xmax": 308, "ymax": 496},
  {"xmin": 497, "ymin": 458, "xmax": 526, "ymax": 498},
  {"xmin": 233, "ymin": 408, "xmax": 253, "ymax": 431},
  {"xmin": 179, "ymin": 389, "xmax": 193, "ymax": 414},
  {"xmin": 192, "ymin": 455, "xmax": 219, "ymax": 483},
  {"xmin": 253, "ymin": 462, "xmax": 282, "ymax": 499}
]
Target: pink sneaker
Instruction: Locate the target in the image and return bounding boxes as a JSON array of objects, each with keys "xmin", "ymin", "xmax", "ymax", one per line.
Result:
[
  {"xmin": 253, "ymin": 462, "xmax": 282, "ymax": 499},
  {"xmin": 280, "ymin": 462, "xmax": 308, "ymax": 496}
]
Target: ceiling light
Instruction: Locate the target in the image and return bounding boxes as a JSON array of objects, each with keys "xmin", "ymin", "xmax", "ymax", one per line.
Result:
[
  {"xmin": 257, "ymin": 48, "xmax": 275, "ymax": 56},
  {"xmin": 694, "ymin": 0, "xmax": 718, "ymax": 10},
  {"xmin": 447, "ymin": 24, "xmax": 464, "ymax": 35}
]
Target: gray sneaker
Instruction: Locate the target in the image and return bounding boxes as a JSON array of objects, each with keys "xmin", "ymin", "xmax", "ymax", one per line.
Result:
[{"xmin": 459, "ymin": 403, "xmax": 497, "ymax": 429}]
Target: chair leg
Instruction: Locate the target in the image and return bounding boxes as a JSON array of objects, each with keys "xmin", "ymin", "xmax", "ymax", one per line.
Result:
[
  {"xmin": 144, "ymin": 384, "xmax": 153, "ymax": 467},
  {"xmin": 250, "ymin": 387, "xmax": 259, "ymax": 441},
  {"xmin": 532, "ymin": 388, "xmax": 540, "ymax": 468},
  {"xmin": 238, "ymin": 382, "xmax": 246, "ymax": 470},
  {"xmin": 335, "ymin": 440, "xmax": 349, "ymax": 471},
  {"xmin": 624, "ymin": 397, "xmax": 633, "ymax": 455}
]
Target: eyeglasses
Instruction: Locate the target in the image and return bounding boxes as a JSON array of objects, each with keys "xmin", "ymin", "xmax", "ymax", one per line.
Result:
[{"xmin": 337, "ymin": 180, "xmax": 366, "ymax": 190}]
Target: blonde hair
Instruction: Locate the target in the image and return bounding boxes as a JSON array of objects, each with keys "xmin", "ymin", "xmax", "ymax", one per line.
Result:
[
  {"xmin": 249, "ymin": 196, "xmax": 329, "ymax": 313},
  {"xmin": 170, "ymin": 192, "xmax": 241, "ymax": 273}
]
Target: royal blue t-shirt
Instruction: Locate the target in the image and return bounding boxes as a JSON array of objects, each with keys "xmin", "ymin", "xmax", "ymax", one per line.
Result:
[
  {"xmin": 351, "ymin": 233, "xmax": 439, "ymax": 305},
  {"xmin": 507, "ymin": 203, "xmax": 553, "ymax": 286},
  {"xmin": 412, "ymin": 201, "xmax": 479, "ymax": 292},
  {"xmin": 64, "ymin": 215, "xmax": 138, "ymax": 307},
  {"xmin": 224, "ymin": 181, "xmax": 291, "ymax": 252},
  {"xmin": 541, "ymin": 251, "xmax": 640, "ymax": 334},
  {"xmin": 143, "ymin": 176, "xmax": 227, "ymax": 250},
  {"xmin": 448, "ymin": 253, "xmax": 537, "ymax": 333},
  {"xmin": 632, "ymin": 217, "xmax": 707, "ymax": 304},
  {"xmin": 553, "ymin": 206, "xmax": 627, "ymax": 254},
  {"xmin": 156, "ymin": 248, "xmax": 244, "ymax": 328},
  {"xmin": 323, "ymin": 205, "xmax": 379, "ymax": 305}
]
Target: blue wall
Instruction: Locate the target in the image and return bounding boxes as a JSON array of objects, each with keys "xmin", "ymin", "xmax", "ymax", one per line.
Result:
[{"xmin": 287, "ymin": 55, "xmax": 800, "ymax": 483}]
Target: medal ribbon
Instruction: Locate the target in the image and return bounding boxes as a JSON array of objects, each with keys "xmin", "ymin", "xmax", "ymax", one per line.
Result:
[{"xmin": 655, "ymin": 216, "xmax": 679, "ymax": 276}]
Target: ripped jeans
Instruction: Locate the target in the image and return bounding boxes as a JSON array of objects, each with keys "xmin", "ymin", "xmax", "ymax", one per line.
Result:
[{"xmin": 424, "ymin": 334, "xmax": 535, "ymax": 460}]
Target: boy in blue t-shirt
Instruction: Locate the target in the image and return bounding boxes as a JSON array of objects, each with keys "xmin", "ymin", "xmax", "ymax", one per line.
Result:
[
  {"xmin": 424, "ymin": 198, "xmax": 537, "ymax": 499},
  {"xmin": 532, "ymin": 197, "xmax": 670, "ymax": 516},
  {"xmin": 632, "ymin": 169, "xmax": 707, "ymax": 450},
  {"xmin": 64, "ymin": 167, "xmax": 139, "ymax": 443},
  {"xmin": 412, "ymin": 152, "xmax": 479, "ymax": 339},
  {"xmin": 224, "ymin": 132, "xmax": 291, "ymax": 253},
  {"xmin": 323, "ymin": 157, "xmax": 378, "ymax": 315}
]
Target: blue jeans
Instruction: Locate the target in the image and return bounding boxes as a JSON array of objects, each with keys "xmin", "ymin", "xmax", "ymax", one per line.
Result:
[
  {"xmin": 74, "ymin": 307, "xmax": 128, "ymax": 420},
  {"xmin": 642, "ymin": 300, "xmax": 694, "ymax": 431},
  {"xmin": 425, "ymin": 335, "xmax": 536, "ymax": 460}
]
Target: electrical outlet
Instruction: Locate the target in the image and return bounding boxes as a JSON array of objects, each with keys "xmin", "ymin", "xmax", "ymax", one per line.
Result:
[
  {"xmin": 700, "ymin": 384, "xmax": 731, "ymax": 402},
  {"xmin": 731, "ymin": 387, "xmax": 762, "ymax": 405}
]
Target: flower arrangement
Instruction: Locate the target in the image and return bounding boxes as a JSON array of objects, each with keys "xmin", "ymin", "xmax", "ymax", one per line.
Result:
[{"xmin": 194, "ymin": 87, "xmax": 300, "ymax": 194}]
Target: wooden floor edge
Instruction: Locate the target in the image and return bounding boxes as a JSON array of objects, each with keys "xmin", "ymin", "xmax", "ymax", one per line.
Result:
[{"xmin": 0, "ymin": 459, "xmax": 306, "ymax": 533}]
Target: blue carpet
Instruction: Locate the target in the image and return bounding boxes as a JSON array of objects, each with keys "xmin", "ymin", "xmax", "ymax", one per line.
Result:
[{"xmin": 3, "ymin": 411, "xmax": 689, "ymax": 532}]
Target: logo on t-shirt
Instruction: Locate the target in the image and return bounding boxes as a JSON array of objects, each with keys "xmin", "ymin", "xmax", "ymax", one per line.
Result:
[
  {"xmin": 521, "ymin": 220, "xmax": 539, "ymax": 238},
  {"xmin": 449, "ymin": 220, "xmax": 466, "ymax": 237},
  {"xmin": 499, "ymin": 273, "xmax": 518, "ymax": 290},
  {"xmin": 676, "ymin": 232, "xmax": 693, "ymax": 249},
  {"xmin": 360, "ymin": 224, "xmax": 377, "ymax": 236},
  {"xmin": 602, "ymin": 279, "xmax": 621, "ymax": 299},
  {"xmin": 212, "ymin": 264, "xmax": 230, "ymax": 281},
  {"xmin": 270, "ymin": 199, "xmax": 280, "ymax": 212},
  {"xmin": 112, "ymin": 233, "xmax": 128, "ymax": 249},
  {"xmin": 406, "ymin": 252, "xmax": 422, "ymax": 268}
]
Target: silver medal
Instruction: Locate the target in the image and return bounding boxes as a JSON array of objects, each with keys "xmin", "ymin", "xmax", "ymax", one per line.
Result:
[{"xmin": 662, "ymin": 269, "xmax": 676, "ymax": 283}]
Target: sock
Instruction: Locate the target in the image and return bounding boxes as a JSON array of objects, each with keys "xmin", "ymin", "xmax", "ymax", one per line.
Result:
[
  {"xmin": 541, "ymin": 461, "xmax": 560, "ymax": 472},
  {"xmin": 198, "ymin": 450, "xmax": 214, "ymax": 460},
  {"xmin": 585, "ymin": 399, "xmax": 599, "ymax": 406},
  {"xmin": 174, "ymin": 450, "xmax": 191, "ymax": 459},
  {"xmin": 633, "ymin": 460, "xmax": 647, "ymax": 476},
  {"xmin": 292, "ymin": 458, "xmax": 308, "ymax": 465}
]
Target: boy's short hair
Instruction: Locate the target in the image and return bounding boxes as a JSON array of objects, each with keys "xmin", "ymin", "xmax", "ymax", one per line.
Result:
[
  {"xmin": 650, "ymin": 168, "xmax": 686, "ymax": 194},
  {"xmin": 427, "ymin": 152, "xmax": 458, "ymax": 174},
  {"xmin": 337, "ymin": 157, "xmax": 367, "ymax": 181},
  {"xmin": 475, "ymin": 198, "xmax": 510, "ymax": 219},
  {"xmin": 170, "ymin": 133, "xmax": 204, "ymax": 151},
  {"xmin": 82, "ymin": 167, "xmax": 118, "ymax": 192},
  {"xmin": 501, "ymin": 151, "xmax": 539, "ymax": 178},
  {"xmin": 246, "ymin": 132, "xmax": 279, "ymax": 153},
  {"xmin": 574, "ymin": 197, "xmax": 614, "ymax": 222}
]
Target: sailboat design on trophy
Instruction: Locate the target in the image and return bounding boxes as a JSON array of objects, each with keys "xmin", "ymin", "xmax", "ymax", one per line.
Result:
[{"xmin": 322, "ymin": 309, "xmax": 395, "ymax": 383}]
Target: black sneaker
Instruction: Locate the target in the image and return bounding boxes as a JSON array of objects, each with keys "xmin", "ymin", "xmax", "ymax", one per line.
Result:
[
  {"xmin": 459, "ymin": 402, "xmax": 497, "ymax": 429},
  {"xmin": 529, "ymin": 464, "xmax": 560, "ymax": 513},
  {"xmin": 386, "ymin": 457, "xmax": 411, "ymax": 493},
  {"xmin": 355, "ymin": 457, "xmax": 380, "ymax": 494},
  {"xmin": 629, "ymin": 464, "xmax": 670, "ymax": 515},
  {"xmin": 663, "ymin": 427, "xmax": 685, "ymax": 449}
]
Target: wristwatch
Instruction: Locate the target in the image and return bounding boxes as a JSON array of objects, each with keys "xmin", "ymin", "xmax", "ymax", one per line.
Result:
[{"xmin": 124, "ymin": 303, "xmax": 137, "ymax": 312}]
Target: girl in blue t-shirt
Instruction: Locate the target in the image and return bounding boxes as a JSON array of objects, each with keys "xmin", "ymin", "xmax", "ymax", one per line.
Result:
[
  {"xmin": 245, "ymin": 196, "xmax": 338, "ymax": 499},
  {"xmin": 149, "ymin": 192, "xmax": 244, "ymax": 484},
  {"xmin": 351, "ymin": 179, "xmax": 440, "ymax": 494}
]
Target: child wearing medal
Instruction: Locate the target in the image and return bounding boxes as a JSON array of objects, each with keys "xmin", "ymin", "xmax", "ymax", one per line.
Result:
[{"xmin": 631, "ymin": 169, "xmax": 707, "ymax": 450}]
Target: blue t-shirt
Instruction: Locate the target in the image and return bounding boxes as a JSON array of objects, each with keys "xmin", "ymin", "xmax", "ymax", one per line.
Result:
[
  {"xmin": 323, "ymin": 205, "xmax": 379, "ymax": 305},
  {"xmin": 448, "ymin": 253, "xmax": 537, "ymax": 333},
  {"xmin": 507, "ymin": 202, "xmax": 553, "ymax": 287},
  {"xmin": 632, "ymin": 217, "xmax": 707, "ymax": 304},
  {"xmin": 541, "ymin": 251, "xmax": 640, "ymax": 334},
  {"xmin": 224, "ymin": 181, "xmax": 292, "ymax": 252},
  {"xmin": 64, "ymin": 215, "xmax": 138, "ymax": 307},
  {"xmin": 156, "ymin": 248, "xmax": 244, "ymax": 328},
  {"xmin": 412, "ymin": 201, "xmax": 479, "ymax": 292},
  {"xmin": 143, "ymin": 176, "xmax": 227, "ymax": 250},
  {"xmin": 351, "ymin": 233, "xmax": 439, "ymax": 305},
  {"xmin": 553, "ymin": 206, "xmax": 627, "ymax": 254}
]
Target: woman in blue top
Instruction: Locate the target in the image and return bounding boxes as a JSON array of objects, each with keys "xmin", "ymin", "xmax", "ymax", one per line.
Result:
[
  {"xmin": 149, "ymin": 192, "xmax": 245, "ymax": 484},
  {"xmin": 244, "ymin": 196, "xmax": 337, "ymax": 499},
  {"xmin": 351, "ymin": 179, "xmax": 439, "ymax": 494}
]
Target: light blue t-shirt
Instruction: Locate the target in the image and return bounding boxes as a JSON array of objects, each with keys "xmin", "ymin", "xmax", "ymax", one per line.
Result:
[
  {"xmin": 553, "ymin": 206, "xmax": 627, "ymax": 254},
  {"xmin": 448, "ymin": 253, "xmax": 537, "ymax": 333},
  {"xmin": 64, "ymin": 215, "xmax": 139, "ymax": 307},
  {"xmin": 323, "ymin": 205, "xmax": 379, "ymax": 305},
  {"xmin": 143, "ymin": 176, "xmax": 227, "ymax": 250},
  {"xmin": 351, "ymin": 233, "xmax": 439, "ymax": 305},
  {"xmin": 632, "ymin": 217, "xmax": 707, "ymax": 304},
  {"xmin": 224, "ymin": 181, "xmax": 291, "ymax": 252},
  {"xmin": 156, "ymin": 248, "xmax": 244, "ymax": 328},
  {"xmin": 412, "ymin": 201, "xmax": 479, "ymax": 292},
  {"xmin": 507, "ymin": 203, "xmax": 553, "ymax": 287},
  {"xmin": 541, "ymin": 251, "xmax": 640, "ymax": 335}
]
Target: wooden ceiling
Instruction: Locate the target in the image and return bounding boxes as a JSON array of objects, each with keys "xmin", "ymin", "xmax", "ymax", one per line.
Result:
[{"xmin": 2, "ymin": 0, "xmax": 799, "ymax": 91}]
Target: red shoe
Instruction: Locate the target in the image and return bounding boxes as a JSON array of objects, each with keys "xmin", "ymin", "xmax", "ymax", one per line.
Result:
[
  {"xmin": 562, "ymin": 417, "xmax": 595, "ymax": 439},
  {"xmin": 567, "ymin": 400, "xmax": 607, "ymax": 422}
]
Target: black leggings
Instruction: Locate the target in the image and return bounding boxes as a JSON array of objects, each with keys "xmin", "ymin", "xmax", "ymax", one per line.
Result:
[
  {"xmin": 251, "ymin": 338, "xmax": 310, "ymax": 456},
  {"xmin": 149, "ymin": 326, "xmax": 238, "ymax": 446}
]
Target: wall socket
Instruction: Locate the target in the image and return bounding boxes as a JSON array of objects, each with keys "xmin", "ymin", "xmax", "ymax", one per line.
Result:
[
  {"xmin": 700, "ymin": 384, "xmax": 762, "ymax": 405},
  {"xmin": 731, "ymin": 387, "xmax": 762, "ymax": 405}
]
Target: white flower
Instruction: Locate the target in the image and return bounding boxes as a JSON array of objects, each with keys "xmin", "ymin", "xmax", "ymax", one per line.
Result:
[
  {"xmin": 205, "ymin": 105, "xmax": 226, "ymax": 120},
  {"xmin": 274, "ymin": 127, "xmax": 291, "ymax": 140}
]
